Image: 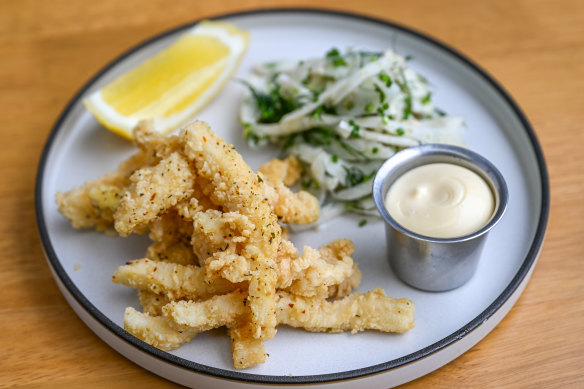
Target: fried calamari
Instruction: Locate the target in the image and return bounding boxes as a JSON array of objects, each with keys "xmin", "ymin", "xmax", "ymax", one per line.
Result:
[{"xmin": 57, "ymin": 120, "xmax": 414, "ymax": 369}]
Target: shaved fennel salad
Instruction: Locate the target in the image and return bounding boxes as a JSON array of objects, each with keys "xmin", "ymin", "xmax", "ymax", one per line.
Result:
[{"xmin": 240, "ymin": 48, "xmax": 464, "ymax": 228}]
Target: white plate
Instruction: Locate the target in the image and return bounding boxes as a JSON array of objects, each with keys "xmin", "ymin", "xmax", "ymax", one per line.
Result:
[{"xmin": 36, "ymin": 9, "xmax": 549, "ymax": 389}]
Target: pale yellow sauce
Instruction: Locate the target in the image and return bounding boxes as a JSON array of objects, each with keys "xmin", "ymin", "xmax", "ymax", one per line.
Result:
[{"xmin": 385, "ymin": 163, "xmax": 494, "ymax": 238}]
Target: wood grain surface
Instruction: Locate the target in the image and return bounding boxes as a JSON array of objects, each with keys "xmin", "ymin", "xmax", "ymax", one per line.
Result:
[{"xmin": 1, "ymin": 0, "xmax": 582, "ymax": 387}]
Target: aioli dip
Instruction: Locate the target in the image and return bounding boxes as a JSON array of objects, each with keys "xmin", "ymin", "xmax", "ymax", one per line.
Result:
[{"xmin": 384, "ymin": 163, "xmax": 494, "ymax": 238}]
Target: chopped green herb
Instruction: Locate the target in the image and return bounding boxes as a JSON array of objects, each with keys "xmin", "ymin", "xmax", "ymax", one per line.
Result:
[
  {"xmin": 358, "ymin": 219, "xmax": 367, "ymax": 227},
  {"xmin": 326, "ymin": 47, "xmax": 347, "ymax": 67},
  {"xmin": 282, "ymin": 134, "xmax": 296, "ymax": 149},
  {"xmin": 312, "ymin": 105, "xmax": 323, "ymax": 118},
  {"xmin": 348, "ymin": 120, "xmax": 360, "ymax": 138},
  {"xmin": 402, "ymin": 96, "xmax": 412, "ymax": 119},
  {"xmin": 243, "ymin": 122, "xmax": 267, "ymax": 144},
  {"xmin": 374, "ymin": 84, "xmax": 386, "ymax": 103},
  {"xmin": 326, "ymin": 48, "xmax": 340, "ymax": 58},
  {"xmin": 331, "ymin": 154, "xmax": 339, "ymax": 163},
  {"xmin": 379, "ymin": 72, "xmax": 392, "ymax": 87},
  {"xmin": 243, "ymin": 80, "xmax": 298, "ymax": 124},
  {"xmin": 332, "ymin": 57, "xmax": 347, "ymax": 67},
  {"xmin": 396, "ymin": 128, "xmax": 405, "ymax": 136},
  {"xmin": 344, "ymin": 203, "xmax": 359, "ymax": 211},
  {"xmin": 344, "ymin": 166, "xmax": 366, "ymax": 186},
  {"xmin": 421, "ymin": 92, "xmax": 432, "ymax": 104}
]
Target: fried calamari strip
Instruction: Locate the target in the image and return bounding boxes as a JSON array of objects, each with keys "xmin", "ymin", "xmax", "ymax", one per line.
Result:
[
  {"xmin": 132, "ymin": 120, "xmax": 182, "ymax": 162},
  {"xmin": 124, "ymin": 307, "xmax": 197, "ymax": 350},
  {"xmin": 55, "ymin": 121, "xmax": 172, "ymax": 232},
  {"xmin": 228, "ymin": 319, "xmax": 267, "ymax": 369},
  {"xmin": 276, "ymin": 289, "xmax": 415, "ymax": 333},
  {"xmin": 148, "ymin": 210, "xmax": 195, "ymax": 244},
  {"xmin": 181, "ymin": 122, "xmax": 281, "ymax": 340},
  {"xmin": 279, "ymin": 240, "xmax": 357, "ymax": 298},
  {"xmin": 186, "ymin": 201, "xmax": 350, "ymax": 294},
  {"xmin": 190, "ymin": 209, "xmax": 255, "ymax": 270},
  {"xmin": 55, "ymin": 151, "xmax": 148, "ymax": 231},
  {"xmin": 132, "ymin": 290, "xmax": 266, "ymax": 369},
  {"xmin": 146, "ymin": 210, "xmax": 198, "ymax": 265},
  {"xmin": 180, "ymin": 122, "xmax": 282, "ymax": 259},
  {"xmin": 138, "ymin": 290, "xmax": 170, "ymax": 316},
  {"xmin": 114, "ymin": 152, "xmax": 195, "ymax": 236},
  {"xmin": 257, "ymin": 156, "xmax": 318, "ymax": 224},
  {"xmin": 116, "ymin": 246, "xmax": 359, "ymax": 304},
  {"xmin": 258, "ymin": 155, "xmax": 302, "ymax": 186},
  {"xmin": 160, "ymin": 288, "xmax": 414, "ymax": 337},
  {"xmin": 146, "ymin": 240, "xmax": 198, "ymax": 266},
  {"xmin": 162, "ymin": 290, "xmax": 248, "ymax": 330},
  {"xmin": 59, "ymin": 120, "xmax": 416, "ymax": 371},
  {"xmin": 113, "ymin": 259, "xmax": 240, "ymax": 300},
  {"xmin": 327, "ymin": 263, "xmax": 362, "ymax": 299},
  {"xmin": 261, "ymin": 181, "xmax": 319, "ymax": 224}
]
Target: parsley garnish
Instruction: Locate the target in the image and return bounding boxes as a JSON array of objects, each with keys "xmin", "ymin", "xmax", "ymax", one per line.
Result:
[
  {"xmin": 348, "ymin": 120, "xmax": 360, "ymax": 138},
  {"xmin": 379, "ymin": 72, "xmax": 392, "ymax": 88},
  {"xmin": 421, "ymin": 92, "xmax": 432, "ymax": 104},
  {"xmin": 326, "ymin": 48, "xmax": 347, "ymax": 67}
]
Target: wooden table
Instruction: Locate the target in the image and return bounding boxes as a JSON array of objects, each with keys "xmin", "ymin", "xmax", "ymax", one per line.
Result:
[{"xmin": 1, "ymin": 0, "xmax": 582, "ymax": 387}]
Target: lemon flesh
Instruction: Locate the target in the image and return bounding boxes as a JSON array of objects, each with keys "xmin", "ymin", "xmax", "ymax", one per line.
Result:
[{"xmin": 84, "ymin": 20, "xmax": 249, "ymax": 140}]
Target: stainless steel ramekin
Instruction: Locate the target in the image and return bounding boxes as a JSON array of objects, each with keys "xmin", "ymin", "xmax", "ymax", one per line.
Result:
[{"xmin": 373, "ymin": 144, "xmax": 508, "ymax": 292}]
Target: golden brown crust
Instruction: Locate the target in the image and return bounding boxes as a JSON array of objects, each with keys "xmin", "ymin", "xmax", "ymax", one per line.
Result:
[
  {"xmin": 57, "ymin": 120, "xmax": 415, "ymax": 370},
  {"xmin": 258, "ymin": 155, "xmax": 302, "ymax": 186}
]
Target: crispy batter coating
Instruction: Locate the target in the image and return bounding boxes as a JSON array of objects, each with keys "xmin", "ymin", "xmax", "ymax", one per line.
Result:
[
  {"xmin": 191, "ymin": 209, "xmax": 255, "ymax": 268},
  {"xmin": 275, "ymin": 239, "xmax": 359, "ymax": 298},
  {"xmin": 148, "ymin": 209, "xmax": 195, "ymax": 244},
  {"xmin": 146, "ymin": 210, "xmax": 198, "ymax": 265},
  {"xmin": 146, "ymin": 240, "xmax": 198, "ymax": 266},
  {"xmin": 55, "ymin": 152, "xmax": 148, "ymax": 231},
  {"xmin": 327, "ymin": 263, "xmax": 362, "ymax": 299},
  {"xmin": 114, "ymin": 152, "xmax": 195, "ymax": 236},
  {"xmin": 155, "ymin": 288, "xmax": 415, "ymax": 337},
  {"xmin": 56, "ymin": 121, "xmax": 317, "ymax": 234},
  {"xmin": 162, "ymin": 290, "xmax": 248, "ymax": 330},
  {"xmin": 58, "ymin": 120, "xmax": 415, "ymax": 370},
  {"xmin": 276, "ymin": 289, "xmax": 415, "ymax": 333},
  {"xmin": 180, "ymin": 122, "xmax": 281, "ymax": 340},
  {"xmin": 113, "ymin": 259, "xmax": 240, "ymax": 300},
  {"xmin": 115, "ymin": 244, "xmax": 359, "ymax": 303},
  {"xmin": 56, "ymin": 121, "xmax": 171, "ymax": 232},
  {"xmin": 258, "ymin": 156, "xmax": 317, "ymax": 224},
  {"xmin": 132, "ymin": 120, "xmax": 182, "ymax": 161},
  {"xmin": 228, "ymin": 318, "xmax": 267, "ymax": 369},
  {"xmin": 180, "ymin": 122, "xmax": 282, "ymax": 259},
  {"xmin": 138, "ymin": 290, "xmax": 170, "ymax": 316},
  {"xmin": 124, "ymin": 306, "xmax": 197, "ymax": 350},
  {"xmin": 261, "ymin": 181, "xmax": 319, "ymax": 224},
  {"xmin": 258, "ymin": 155, "xmax": 302, "ymax": 186}
]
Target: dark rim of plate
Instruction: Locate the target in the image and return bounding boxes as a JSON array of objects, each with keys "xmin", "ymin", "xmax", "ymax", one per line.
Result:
[{"xmin": 35, "ymin": 7, "xmax": 550, "ymax": 385}]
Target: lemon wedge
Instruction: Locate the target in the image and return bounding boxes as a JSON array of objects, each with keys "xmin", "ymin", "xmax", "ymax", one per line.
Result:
[{"xmin": 83, "ymin": 20, "xmax": 249, "ymax": 139}]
